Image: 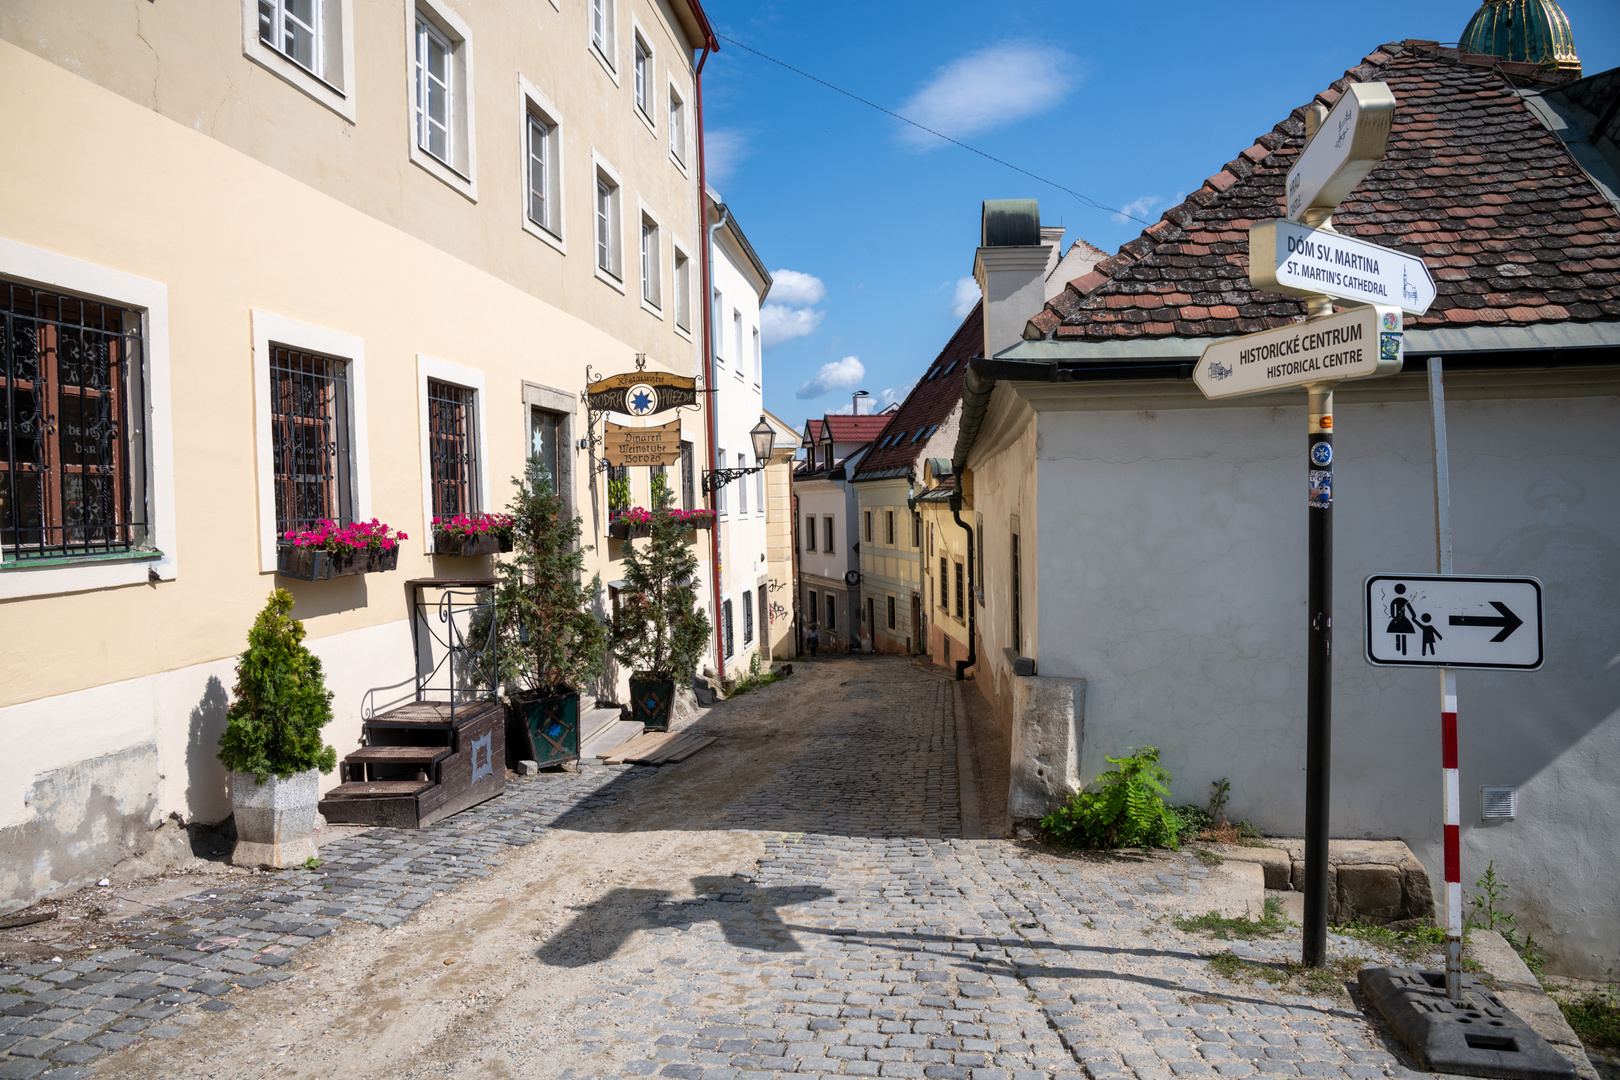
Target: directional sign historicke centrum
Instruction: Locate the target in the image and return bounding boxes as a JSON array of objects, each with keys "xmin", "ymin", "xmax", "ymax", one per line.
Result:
[
  {"xmin": 1287, "ymin": 82, "xmax": 1397, "ymax": 222},
  {"xmin": 1365, "ymin": 574, "xmax": 1543, "ymax": 670},
  {"xmin": 1249, "ymin": 219, "xmax": 1436, "ymax": 315},
  {"xmin": 1193, "ymin": 305, "xmax": 1403, "ymax": 399}
]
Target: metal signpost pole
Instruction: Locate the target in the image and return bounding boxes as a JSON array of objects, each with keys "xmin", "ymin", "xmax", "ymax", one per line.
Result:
[
  {"xmin": 1427, "ymin": 357, "xmax": 1463, "ymax": 1002},
  {"xmin": 1303, "ymin": 379, "xmax": 1334, "ymax": 969}
]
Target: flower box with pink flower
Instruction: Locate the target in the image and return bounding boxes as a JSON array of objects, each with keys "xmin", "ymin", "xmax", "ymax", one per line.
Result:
[
  {"xmin": 607, "ymin": 506, "xmax": 716, "ymax": 540},
  {"xmin": 431, "ymin": 513, "xmax": 515, "ymax": 558},
  {"xmin": 277, "ymin": 519, "xmax": 407, "ymax": 581}
]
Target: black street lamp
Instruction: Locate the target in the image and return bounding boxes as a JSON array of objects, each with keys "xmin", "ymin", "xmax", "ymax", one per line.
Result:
[{"xmin": 702, "ymin": 415, "xmax": 776, "ymax": 493}]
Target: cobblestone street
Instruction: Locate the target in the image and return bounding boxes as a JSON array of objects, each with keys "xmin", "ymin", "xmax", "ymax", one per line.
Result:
[{"xmin": 2, "ymin": 658, "xmax": 1448, "ymax": 1080}]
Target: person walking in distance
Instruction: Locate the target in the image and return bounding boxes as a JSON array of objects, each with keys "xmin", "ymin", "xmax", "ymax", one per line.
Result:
[{"xmin": 806, "ymin": 625, "xmax": 820, "ymax": 658}]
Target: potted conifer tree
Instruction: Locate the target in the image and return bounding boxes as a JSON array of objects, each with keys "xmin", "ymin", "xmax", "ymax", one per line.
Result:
[
  {"xmin": 493, "ymin": 457, "xmax": 607, "ymax": 767},
  {"xmin": 217, "ymin": 589, "xmax": 338, "ymax": 868},
  {"xmin": 612, "ymin": 503, "xmax": 711, "ymax": 732}
]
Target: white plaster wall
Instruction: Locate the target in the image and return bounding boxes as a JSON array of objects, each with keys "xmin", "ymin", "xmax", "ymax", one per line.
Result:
[
  {"xmin": 1026, "ymin": 385, "xmax": 1619, "ymax": 978},
  {"xmin": 970, "ymin": 415, "xmax": 1040, "ymax": 736}
]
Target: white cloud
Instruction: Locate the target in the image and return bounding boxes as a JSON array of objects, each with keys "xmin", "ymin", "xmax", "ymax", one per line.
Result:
[
  {"xmin": 898, "ymin": 43, "xmax": 1077, "ymax": 149},
  {"xmin": 761, "ymin": 303, "xmax": 825, "ymax": 347},
  {"xmin": 797, "ymin": 355, "xmax": 865, "ymax": 399},
  {"xmin": 704, "ymin": 129, "xmax": 749, "ymax": 184},
  {"xmin": 1112, "ymin": 195, "xmax": 1164, "ymax": 225},
  {"xmin": 770, "ymin": 269, "xmax": 826, "ymax": 307},
  {"xmin": 951, "ymin": 277, "xmax": 980, "ymax": 318},
  {"xmin": 875, "ymin": 383, "xmax": 914, "ymax": 410}
]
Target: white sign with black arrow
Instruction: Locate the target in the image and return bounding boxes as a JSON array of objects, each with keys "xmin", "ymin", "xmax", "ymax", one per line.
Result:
[{"xmin": 1364, "ymin": 574, "xmax": 1543, "ymax": 670}]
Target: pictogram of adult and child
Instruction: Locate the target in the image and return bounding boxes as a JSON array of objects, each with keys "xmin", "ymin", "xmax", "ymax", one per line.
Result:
[{"xmin": 1384, "ymin": 583, "xmax": 1442, "ymax": 656}]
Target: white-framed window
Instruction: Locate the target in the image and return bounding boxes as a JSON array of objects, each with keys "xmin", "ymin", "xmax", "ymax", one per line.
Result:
[
  {"xmin": 408, "ymin": 0, "xmax": 476, "ymax": 198},
  {"xmin": 804, "ymin": 514, "xmax": 815, "ymax": 552},
  {"xmin": 738, "ymin": 456, "xmax": 748, "ymax": 514},
  {"xmin": 418, "ymin": 356, "xmax": 490, "ymax": 553},
  {"xmin": 639, "ymin": 209, "xmax": 661, "ymax": 311},
  {"xmin": 756, "ymin": 468, "xmax": 765, "ymax": 516},
  {"xmin": 752, "ymin": 327, "xmax": 761, "ymax": 386},
  {"xmin": 711, "ymin": 288, "xmax": 724, "ymax": 365},
  {"xmin": 823, "ymin": 515, "xmax": 834, "ymax": 553},
  {"xmin": 519, "ymin": 79, "xmax": 565, "ymax": 249},
  {"xmin": 632, "ymin": 25, "xmax": 655, "ymax": 128},
  {"xmin": 588, "ymin": 0, "xmax": 617, "ymax": 79},
  {"xmin": 672, "ymin": 246, "xmax": 692, "ymax": 333},
  {"xmin": 716, "ymin": 449, "xmax": 728, "ymax": 516},
  {"xmin": 733, "ymin": 309, "xmax": 744, "ymax": 379},
  {"xmin": 243, "ymin": 0, "xmax": 356, "ymax": 122},
  {"xmin": 0, "ymin": 240, "xmax": 177, "ymax": 600},
  {"xmin": 668, "ymin": 82, "xmax": 688, "ymax": 169},
  {"xmin": 592, "ymin": 155, "xmax": 623, "ymax": 286},
  {"xmin": 251, "ymin": 310, "xmax": 371, "ymax": 574}
]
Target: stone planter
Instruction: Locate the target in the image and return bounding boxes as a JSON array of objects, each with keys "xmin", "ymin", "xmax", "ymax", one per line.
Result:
[
  {"xmin": 228, "ymin": 768, "xmax": 320, "ymax": 869},
  {"xmin": 629, "ymin": 675, "xmax": 676, "ymax": 732},
  {"xmin": 277, "ymin": 545, "xmax": 399, "ymax": 580},
  {"xmin": 433, "ymin": 529, "xmax": 513, "ymax": 557}
]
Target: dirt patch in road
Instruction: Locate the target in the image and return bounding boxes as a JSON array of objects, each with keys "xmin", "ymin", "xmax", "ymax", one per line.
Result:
[{"xmin": 107, "ymin": 660, "xmax": 857, "ymax": 1080}]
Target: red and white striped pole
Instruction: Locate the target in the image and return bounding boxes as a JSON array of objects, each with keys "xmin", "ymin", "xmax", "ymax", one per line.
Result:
[
  {"xmin": 1442, "ymin": 667, "xmax": 1462, "ymax": 999},
  {"xmin": 1429, "ymin": 358, "xmax": 1463, "ymax": 1002}
]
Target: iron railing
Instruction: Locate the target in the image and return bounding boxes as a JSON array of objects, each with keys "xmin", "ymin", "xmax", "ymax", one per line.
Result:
[
  {"xmin": 409, "ymin": 577, "xmax": 500, "ymax": 720},
  {"xmin": 270, "ymin": 344, "xmax": 351, "ymax": 537},
  {"xmin": 1, "ymin": 284, "xmax": 146, "ymax": 562}
]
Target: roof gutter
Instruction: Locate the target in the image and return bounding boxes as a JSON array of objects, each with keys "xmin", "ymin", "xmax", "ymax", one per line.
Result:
[{"xmin": 951, "ymin": 340, "xmax": 1620, "ymax": 473}]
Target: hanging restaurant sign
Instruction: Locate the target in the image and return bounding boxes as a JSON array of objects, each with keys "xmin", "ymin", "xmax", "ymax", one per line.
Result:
[
  {"xmin": 604, "ymin": 420, "xmax": 683, "ymax": 468},
  {"xmin": 586, "ymin": 371, "xmax": 698, "ymax": 416}
]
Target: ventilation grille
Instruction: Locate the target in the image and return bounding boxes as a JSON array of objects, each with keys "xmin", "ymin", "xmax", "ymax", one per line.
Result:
[{"xmin": 1481, "ymin": 786, "xmax": 1518, "ymax": 821}]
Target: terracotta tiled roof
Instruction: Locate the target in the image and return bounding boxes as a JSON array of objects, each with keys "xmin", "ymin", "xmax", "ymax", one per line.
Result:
[
  {"xmin": 821, "ymin": 414, "xmax": 892, "ymax": 442},
  {"xmin": 1026, "ymin": 40, "xmax": 1620, "ymax": 343},
  {"xmin": 853, "ymin": 304, "xmax": 980, "ymax": 480}
]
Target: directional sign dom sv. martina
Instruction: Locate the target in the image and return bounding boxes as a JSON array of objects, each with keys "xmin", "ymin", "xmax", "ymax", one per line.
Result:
[
  {"xmin": 1250, "ymin": 219, "xmax": 1436, "ymax": 315},
  {"xmin": 1193, "ymin": 305, "xmax": 1403, "ymax": 400},
  {"xmin": 1365, "ymin": 574, "xmax": 1543, "ymax": 670},
  {"xmin": 1286, "ymin": 82, "xmax": 1397, "ymax": 222}
]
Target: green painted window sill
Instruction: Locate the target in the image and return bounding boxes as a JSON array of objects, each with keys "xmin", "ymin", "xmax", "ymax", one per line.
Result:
[{"xmin": 1, "ymin": 549, "xmax": 165, "ymax": 570}]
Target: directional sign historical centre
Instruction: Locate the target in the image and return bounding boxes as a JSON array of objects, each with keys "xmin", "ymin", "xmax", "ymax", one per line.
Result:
[
  {"xmin": 1193, "ymin": 304, "xmax": 1403, "ymax": 399},
  {"xmin": 1249, "ymin": 219, "xmax": 1436, "ymax": 315},
  {"xmin": 1364, "ymin": 574, "xmax": 1543, "ymax": 670}
]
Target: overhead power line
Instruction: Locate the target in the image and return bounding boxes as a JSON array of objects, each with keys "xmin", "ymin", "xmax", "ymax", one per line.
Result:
[{"xmin": 715, "ymin": 33, "xmax": 1155, "ymax": 228}]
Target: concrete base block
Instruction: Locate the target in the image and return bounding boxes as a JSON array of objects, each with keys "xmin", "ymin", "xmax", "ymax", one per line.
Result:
[
  {"xmin": 228, "ymin": 769, "xmax": 320, "ymax": 870},
  {"xmin": 1007, "ymin": 674, "xmax": 1085, "ymax": 822},
  {"xmin": 1220, "ymin": 846, "xmax": 1292, "ymax": 890}
]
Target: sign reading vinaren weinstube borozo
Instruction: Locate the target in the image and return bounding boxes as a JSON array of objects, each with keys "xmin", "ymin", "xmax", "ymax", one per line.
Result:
[
  {"xmin": 586, "ymin": 371, "xmax": 698, "ymax": 416},
  {"xmin": 604, "ymin": 420, "xmax": 682, "ymax": 467}
]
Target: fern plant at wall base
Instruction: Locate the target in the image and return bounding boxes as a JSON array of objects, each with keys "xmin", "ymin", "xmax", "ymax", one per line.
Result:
[
  {"xmin": 1040, "ymin": 746, "xmax": 1183, "ymax": 850},
  {"xmin": 216, "ymin": 589, "xmax": 338, "ymax": 868}
]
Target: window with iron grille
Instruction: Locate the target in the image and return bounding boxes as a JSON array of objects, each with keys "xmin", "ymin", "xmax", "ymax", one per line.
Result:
[
  {"xmin": 939, "ymin": 556, "xmax": 948, "ymax": 609},
  {"xmin": 270, "ymin": 344, "xmax": 352, "ymax": 537},
  {"xmin": 722, "ymin": 598, "xmax": 734, "ymax": 658},
  {"xmin": 2, "ymin": 284, "xmax": 147, "ymax": 562},
  {"xmin": 827, "ymin": 593, "xmax": 836, "ymax": 631},
  {"xmin": 427, "ymin": 379, "xmax": 478, "ymax": 517},
  {"xmin": 680, "ymin": 440, "xmax": 694, "ymax": 508},
  {"xmin": 887, "ymin": 594, "xmax": 896, "ymax": 630},
  {"xmin": 954, "ymin": 560, "xmax": 964, "ymax": 620},
  {"xmin": 743, "ymin": 589, "xmax": 753, "ymax": 644},
  {"xmin": 886, "ymin": 509, "xmax": 895, "ymax": 545}
]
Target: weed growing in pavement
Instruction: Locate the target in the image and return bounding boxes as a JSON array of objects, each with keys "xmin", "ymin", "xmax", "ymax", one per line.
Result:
[
  {"xmin": 1195, "ymin": 848, "xmax": 1225, "ymax": 867},
  {"xmin": 1335, "ymin": 919, "xmax": 1450, "ymax": 965},
  {"xmin": 727, "ymin": 652, "xmax": 784, "ymax": 697},
  {"xmin": 1465, "ymin": 861, "xmax": 1548, "ymax": 976},
  {"xmin": 1203, "ymin": 949, "xmax": 1365, "ymax": 996},
  {"xmin": 301, "ymin": 856, "xmax": 323, "ymax": 870},
  {"xmin": 1558, "ymin": 988, "xmax": 1620, "ymax": 1049},
  {"xmin": 1175, "ymin": 895, "xmax": 1289, "ymax": 940},
  {"xmin": 1208, "ymin": 777, "xmax": 1232, "ymax": 821}
]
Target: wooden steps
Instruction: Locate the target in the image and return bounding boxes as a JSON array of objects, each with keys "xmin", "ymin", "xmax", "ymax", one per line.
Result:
[
  {"xmin": 319, "ymin": 699, "xmax": 505, "ymax": 829},
  {"xmin": 601, "ymin": 729, "xmax": 716, "ymax": 766}
]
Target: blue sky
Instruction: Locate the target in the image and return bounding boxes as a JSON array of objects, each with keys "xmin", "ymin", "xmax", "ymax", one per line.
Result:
[{"xmin": 697, "ymin": 1, "xmax": 1620, "ymax": 432}]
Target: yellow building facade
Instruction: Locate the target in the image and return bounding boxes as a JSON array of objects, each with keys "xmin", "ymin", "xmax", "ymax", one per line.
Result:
[
  {"xmin": 916, "ymin": 460, "xmax": 975, "ymax": 674},
  {"xmin": 0, "ymin": 0, "xmax": 716, "ymax": 909}
]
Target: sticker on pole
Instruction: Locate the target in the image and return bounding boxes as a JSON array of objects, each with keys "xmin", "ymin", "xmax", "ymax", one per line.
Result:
[{"xmin": 1364, "ymin": 574, "xmax": 1543, "ymax": 670}]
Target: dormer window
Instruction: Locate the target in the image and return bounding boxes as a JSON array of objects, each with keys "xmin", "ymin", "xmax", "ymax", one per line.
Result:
[{"xmin": 822, "ymin": 444, "xmax": 833, "ymax": 470}]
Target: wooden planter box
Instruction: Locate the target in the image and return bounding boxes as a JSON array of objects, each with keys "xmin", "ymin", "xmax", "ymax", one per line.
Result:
[
  {"xmin": 510, "ymin": 690, "xmax": 580, "ymax": 768},
  {"xmin": 608, "ymin": 515, "xmax": 716, "ymax": 541},
  {"xmin": 433, "ymin": 529, "xmax": 513, "ymax": 557},
  {"xmin": 277, "ymin": 545, "xmax": 399, "ymax": 581},
  {"xmin": 629, "ymin": 675, "xmax": 676, "ymax": 732}
]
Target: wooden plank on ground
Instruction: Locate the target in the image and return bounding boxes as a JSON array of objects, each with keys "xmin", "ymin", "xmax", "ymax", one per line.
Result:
[
  {"xmin": 657, "ymin": 735, "xmax": 715, "ymax": 764},
  {"xmin": 601, "ymin": 730, "xmax": 670, "ymax": 764},
  {"xmin": 629, "ymin": 731, "xmax": 714, "ymax": 765}
]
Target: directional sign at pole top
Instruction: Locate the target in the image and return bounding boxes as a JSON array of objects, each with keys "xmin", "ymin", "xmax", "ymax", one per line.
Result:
[
  {"xmin": 1250, "ymin": 220, "xmax": 1436, "ymax": 315},
  {"xmin": 1365, "ymin": 574, "xmax": 1544, "ymax": 670},
  {"xmin": 1193, "ymin": 304, "xmax": 1403, "ymax": 399},
  {"xmin": 1287, "ymin": 82, "xmax": 1397, "ymax": 222}
]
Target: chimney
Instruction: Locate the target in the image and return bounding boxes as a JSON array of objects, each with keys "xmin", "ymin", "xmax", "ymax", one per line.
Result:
[{"xmin": 974, "ymin": 200, "xmax": 1054, "ymax": 360}]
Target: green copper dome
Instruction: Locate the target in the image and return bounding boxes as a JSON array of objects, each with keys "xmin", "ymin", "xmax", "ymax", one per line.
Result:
[{"xmin": 1460, "ymin": 0, "xmax": 1581, "ymax": 74}]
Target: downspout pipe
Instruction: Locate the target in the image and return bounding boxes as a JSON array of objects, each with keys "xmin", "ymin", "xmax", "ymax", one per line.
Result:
[
  {"xmin": 949, "ymin": 491, "xmax": 976, "ymax": 682},
  {"xmin": 695, "ymin": 39, "xmax": 727, "ymax": 681}
]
